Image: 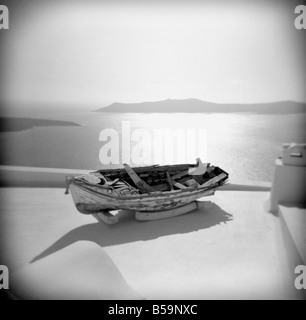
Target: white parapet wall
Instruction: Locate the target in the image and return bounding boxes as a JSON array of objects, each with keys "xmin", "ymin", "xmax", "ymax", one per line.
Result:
[
  {"xmin": 0, "ymin": 165, "xmax": 91, "ymax": 188},
  {"xmin": 266, "ymin": 143, "xmax": 306, "ymax": 298},
  {"xmin": 268, "ymin": 144, "xmax": 306, "ymax": 213},
  {"xmin": 0, "ymin": 165, "xmax": 272, "ymax": 191}
]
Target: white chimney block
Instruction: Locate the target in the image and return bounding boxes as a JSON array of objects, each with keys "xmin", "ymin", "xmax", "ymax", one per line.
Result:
[{"xmin": 268, "ymin": 143, "xmax": 306, "ymax": 213}]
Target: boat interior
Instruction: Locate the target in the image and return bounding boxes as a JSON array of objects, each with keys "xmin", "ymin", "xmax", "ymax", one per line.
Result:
[{"xmin": 90, "ymin": 162, "xmax": 228, "ymax": 194}]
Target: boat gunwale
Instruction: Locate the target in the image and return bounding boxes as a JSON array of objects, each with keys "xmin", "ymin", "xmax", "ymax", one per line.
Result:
[
  {"xmin": 94, "ymin": 163, "xmax": 198, "ymax": 175},
  {"xmin": 72, "ymin": 176, "xmax": 224, "ymax": 201}
]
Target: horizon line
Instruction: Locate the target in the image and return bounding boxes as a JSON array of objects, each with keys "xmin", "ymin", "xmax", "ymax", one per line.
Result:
[
  {"xmin": 100, "ymin": 98, "xmax": 306, "ymax": 108},
  {"xmin": 1, "ymin": 98, "xmax": 306, "ymax": 110}
]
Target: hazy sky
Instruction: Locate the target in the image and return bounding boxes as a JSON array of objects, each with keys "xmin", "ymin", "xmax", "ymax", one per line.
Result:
[{"xmin": 1, "ymin": 0, "xmax": 306, "ymax": 108}]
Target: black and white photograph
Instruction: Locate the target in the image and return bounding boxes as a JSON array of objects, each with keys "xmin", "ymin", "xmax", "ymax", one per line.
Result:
[{"xmin": 0, "ymin": 0, "xmax": 305, "ymax": 302}]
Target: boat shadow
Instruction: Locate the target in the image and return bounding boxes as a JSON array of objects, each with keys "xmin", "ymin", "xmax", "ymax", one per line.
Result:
[{"xmin": 31, "ymin": 201, "xmax": 233, "ymax": 263}]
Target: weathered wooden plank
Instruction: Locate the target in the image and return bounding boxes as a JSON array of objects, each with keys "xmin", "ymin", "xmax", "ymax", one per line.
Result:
[
  {"xmin": 166, "ymin": 171, "xmax": 174, "ymax": 190},
  {"xmin": 171, "ymin": 170, "xmax": 189, "ymax": 181},
  {"xmin": 173, "ymin": 182, "xmax": 187, "ymax": 189},
  {"xmin": 139, "ymin": 173, "xmax": 149, "ymax": 178},
  {"xmin": 185, "ymin": 178, "xmax": 199, "ymax": 187},
  {"xmin": 123, "ymin": 163, "xmax": 155, "ymax": 193},
  {"xmin": 153, "ymin": 183, "xmax": 171, "ymax": 192},
  {"xmin": 201, "ymin": 173, "xmax": 227, "ymax": 188}
]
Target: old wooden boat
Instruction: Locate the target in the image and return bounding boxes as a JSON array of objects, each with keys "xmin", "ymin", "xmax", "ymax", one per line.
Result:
[{"xmin": 66, "ymin": 159, "xmax": 228, "ymax": 221}]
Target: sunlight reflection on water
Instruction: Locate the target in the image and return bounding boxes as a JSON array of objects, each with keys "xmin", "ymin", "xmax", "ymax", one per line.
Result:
[{"xmin": 1, "ymin": 112, "xmax": 305, "ymax": 182}]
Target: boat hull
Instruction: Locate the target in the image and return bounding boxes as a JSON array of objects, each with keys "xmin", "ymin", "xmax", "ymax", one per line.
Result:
[{"xmin": 69, "ymin": 182, "xmax": 215, "ymax": 213}]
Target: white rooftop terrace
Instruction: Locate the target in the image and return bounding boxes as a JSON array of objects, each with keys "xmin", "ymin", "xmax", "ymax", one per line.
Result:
[
  {"xmin": 0, "ymin": 145, "xmax": 305, "ymax": 300},
  {"xmin": 0, "ymin": 183, "xmax": 302, "ymax": 299}
]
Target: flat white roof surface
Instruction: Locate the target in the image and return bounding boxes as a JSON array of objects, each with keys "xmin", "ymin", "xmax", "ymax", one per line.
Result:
[
  {"xmin": 0, "ymin": 187, "xmax": 300, "ymax": 299},
  {"xmin": 279, "ymin": 205, "xmax": 306, "ymax": 265}
]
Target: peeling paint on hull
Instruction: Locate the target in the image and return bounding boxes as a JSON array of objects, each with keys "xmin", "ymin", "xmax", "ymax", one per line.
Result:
[
  {"xmin": 70, "ymin": 182, "xmax": 216, "ymax": 213},
  {"xmin": 68, "ymin": 163, "xmax": 228, "ymax": 215}
]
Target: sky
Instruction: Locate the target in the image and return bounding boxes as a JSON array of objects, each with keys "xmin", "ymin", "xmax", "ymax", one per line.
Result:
[{"xmin": 0, "ymin": 0, "xmax": 305, "ymax": 109}]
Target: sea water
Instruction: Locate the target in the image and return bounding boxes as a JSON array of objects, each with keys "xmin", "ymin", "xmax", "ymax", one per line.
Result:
[{"xmin": 1, "ymin": 111, "xmax": 305, "ymax": 182}]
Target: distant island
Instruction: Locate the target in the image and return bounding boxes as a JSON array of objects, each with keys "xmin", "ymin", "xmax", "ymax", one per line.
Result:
[
  {"xmin": 0, "ymin": 117, "xmax": 81, "ymax": 132},
  {"xmin": 96, "ymin": 99, "xmax": 306, "ymax": 114}
]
